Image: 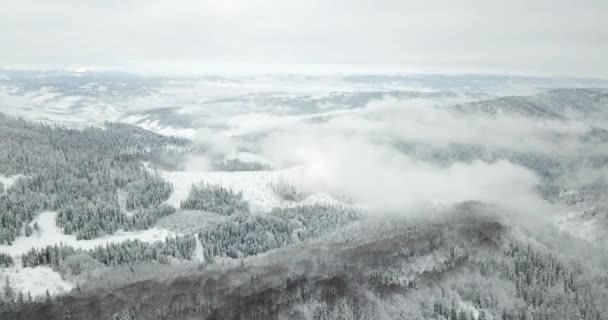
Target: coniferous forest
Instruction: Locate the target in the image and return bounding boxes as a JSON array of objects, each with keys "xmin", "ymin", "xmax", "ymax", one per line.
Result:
[{"xmin": 0, "ymin": 114, "xmax": 185, "ymax": 242}]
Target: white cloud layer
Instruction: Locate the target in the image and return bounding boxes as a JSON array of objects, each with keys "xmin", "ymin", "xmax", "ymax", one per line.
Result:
[
  {"xmin": 264, "ymin": 133, "xmax": 546, "ymax": 214},
  {"xmin": 1, "ymin": 0, "xmax": 607, "ymax": 77},
  {"xmin": 254, "ymin": 98, "xmax": 575, "ymax": 218}
]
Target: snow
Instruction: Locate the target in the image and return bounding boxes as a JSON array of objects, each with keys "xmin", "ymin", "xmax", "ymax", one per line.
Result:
[
  {"xmin": 300, "ymin": 193, "xmax": 350, "ymax": 207},
  {"xmin": 158, "ymin": 169, "xmax": 284, "ymax": 212},
  {"xmin": 0, "ymin": 210, "xmax": 176, "ymax": 297},
  {"xmin": 556, "ymin": 210, "xmax": 597, "ymax": 242},
  {"xmin": 0, "ymin": 175, "xmax": 22, "ymax": 190},
  {"xmin": 0, "ymin": 210, "xmax": 176, "ymax": 299},
  {"xmin": 155, "ymin": 167, "xmax": 346, "ymax": 213},
  {"xmin": 194, "ymin": 234, "xmax": 205, "ymax": 263},
  {"xmin": 123, "ymin": 117, "xmax": 197, "ymax": 138},
  {"xmin": 0, "ymin": 211, "xmax": 175, "ymax": 257},
  {"xmin": 1, "ymin": 265, "xmax": 73, "ymax": 298}
]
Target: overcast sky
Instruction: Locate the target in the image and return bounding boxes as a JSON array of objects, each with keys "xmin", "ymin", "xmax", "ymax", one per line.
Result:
[{"xmin": 1, "ymin": 0, "xmax": 607, "ymax": 77}]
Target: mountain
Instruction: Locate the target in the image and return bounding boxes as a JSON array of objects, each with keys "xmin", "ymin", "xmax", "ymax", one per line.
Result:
[
  {"xmin": 454, "ymin": 88, "xmax": 608, "ymax": 119},
  {"xmin": 1, "ymin": 73, "xmax": 608, "ymax": 319},
  {"xmin": 5, "ymin": 205, "xmax": 607, "ymax": 320}
]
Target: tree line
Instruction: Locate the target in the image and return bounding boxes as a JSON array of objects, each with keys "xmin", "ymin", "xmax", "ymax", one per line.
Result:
[{"xmin": 20, "ymin": 235, "xmax": 196, "ymax": 272}]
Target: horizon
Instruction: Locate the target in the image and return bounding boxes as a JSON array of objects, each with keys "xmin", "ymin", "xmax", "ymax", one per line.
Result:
[{"xmin": 2, "ymin": 67, "xmax": 608, "ymax": 81}]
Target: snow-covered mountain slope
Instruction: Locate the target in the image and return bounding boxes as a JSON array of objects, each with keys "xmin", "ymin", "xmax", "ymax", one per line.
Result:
[
  {"xmin": 455, "ymin": 88, "xmax": 608, "ymax": 120},
  {"xmin": 3, "ymin": 70, "xmax": 607, "ymax": 138},
  {"xmin": 1, "ymin": 72, "xmax": 608, "ymax": 318},
  {"xmin": 0, "ymin": 211, "xmax": 174, "ymax": 257},
  {"xmin": 11, "ymin": 209, "xmax": 608, "ymax": 320},
  {"xmin": 0, "ymin": 211, "xmax": 175, "ymax": 299}
]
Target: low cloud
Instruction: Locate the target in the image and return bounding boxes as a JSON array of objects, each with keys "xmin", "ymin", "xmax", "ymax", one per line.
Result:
[
  {"xmin": 159, "ymin": 90, "xmax": 598, "ymax": 222},
  {"xmin": 338, "ymin": 98, "xmax": 594, "ymax": 156},
  {"xmin": 261, "ymin": 124, "xmax": 550, "ymax": 219},
  {"xmin": 191, "ymin": 128, "xmax": 238, "ymax": 156},
  {"xmin": 183, "ymin": 154, "xmax": 212, "ymax": 172},
  {"xmin": 247, "ymin": 94, "xmax": 606, "ymax": 220}
]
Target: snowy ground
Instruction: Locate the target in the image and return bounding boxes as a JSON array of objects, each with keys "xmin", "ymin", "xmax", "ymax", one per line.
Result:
[
  {"xmin": 1, "ymin": 265, "xmax": 73, "ymax": 298},
  {"xmin": 154, "ymin": 167, "xmax": 346, "ymax": 213},
  {"xmin": 122, "ymin": 116, "xmax": 197, "ymax": 139},
  {"xmin": 0, "ymin": 211, "xmax": 175, "ymax": 257},
  {"xmin": 194, "ymin": 235, "xmax": 205, "ymax": 264},
  {"xmin": 158, "ymin": 169, "xmax": 284, "ymax": 211},
  {"xmin": 556, "ymin": 210, "xmax": 598, "ymax": 242},
  {"xmin": 0, "ymin": 174, "xmax": 23, "ymax": 190},
  {"xmin": 0, "ymin": 211, "xmax": 176, "ymax": 298}
]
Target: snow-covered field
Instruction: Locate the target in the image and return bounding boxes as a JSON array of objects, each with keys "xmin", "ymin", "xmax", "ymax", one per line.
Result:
[
  {"xmin": 1, "ymin": 265, "xmax": 73, "ymax": 298},
  {"xmin": 158, "ymin": 169, "xmax": 284, "ymax": 211},
  {"xmin": 194, "ymin": 235, "xmax": 205, "ymax": 264},
  {"xmin": 155, "ymin": 167, "xmax": 346, "ymax": 212},
  {"xmin": 0, "ymin": 211, "xmax": 175, "ymax": 257},
  {"xmin": 0, "ymin": 211, "xmax": 176, "ymax": 298}
]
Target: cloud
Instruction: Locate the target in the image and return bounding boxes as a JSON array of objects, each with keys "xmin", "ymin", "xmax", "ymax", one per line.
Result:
[
  {"xmin": 358, "ymin": 98, "xmax": 594, "ymax": 155},
  {"xmin": 183, "ymin": 154, "xmax": 212, "ymax": 172},
  {"xmin": 558, "ymin": 167, "xmax": 608, "ymax": 189},
  {"xmin": 191, "ymin": 128, "xmax": 238, "ymax": 157},
  {"xmin": 240, "ymin": 92, "xmax": 608, "ymax": 220},
  {"xmin": 260, "ymin": 118, "xmax": 550, "ymax": 218},
  {"xmin": 258, "ymin": 96, "xmax": 597, "ymax": 160}
]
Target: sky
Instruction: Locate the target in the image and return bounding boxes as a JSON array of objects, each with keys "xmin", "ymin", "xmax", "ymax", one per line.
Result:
[{"xmin": 1, "ymin": 0, "xmax": 607, "ymax": 77}]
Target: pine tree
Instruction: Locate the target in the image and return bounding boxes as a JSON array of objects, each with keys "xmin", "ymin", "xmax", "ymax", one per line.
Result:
[
  {"xmin": 458, "ymin": 309, "xmax": 468, "ymax": 320},
  {"xmin": 3, "ymin": 277, "xmax": 14, "ymax": 305},
  {"xmin": 450, "ymin": 303, "xmax": 458, "ymax": 320},
  {"xmin": 24, "ymin": 224, "xmax": 33, "ymax": 237},
  {"xmin": 16, "ymin": 291, "xmax": 24, "ymax": 306}
]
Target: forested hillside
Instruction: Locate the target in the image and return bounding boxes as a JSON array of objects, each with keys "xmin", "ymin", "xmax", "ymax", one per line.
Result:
[
  {"xmin": 5, "ymin": 208, "xmax": 608, "ymax": 320},
  {"xmin": 0, "ymin": 113, "xmax": 187, "ymax": 242}
]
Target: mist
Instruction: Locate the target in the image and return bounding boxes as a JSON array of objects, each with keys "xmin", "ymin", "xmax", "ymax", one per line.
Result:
[{"xmin": 260, "ymin": 125, "xmax": 547, "ymax": 219}]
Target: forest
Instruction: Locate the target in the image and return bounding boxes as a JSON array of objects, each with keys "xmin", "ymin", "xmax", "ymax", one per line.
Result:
[
  {"xmin": 0, "ymin": 113, "xmax": 187, "ymax": 242},
  {"xmin": 3, "ymin": 209, "xmax": 607, "ymax": 320},
  {"xmin": 20, "ymin": 235, "xmax": 197, "ymax": 270}
]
